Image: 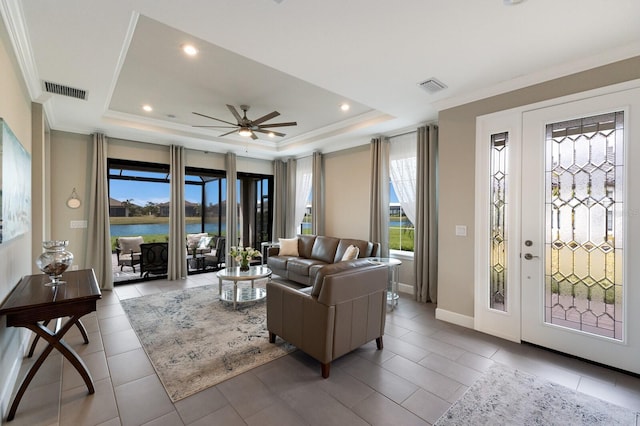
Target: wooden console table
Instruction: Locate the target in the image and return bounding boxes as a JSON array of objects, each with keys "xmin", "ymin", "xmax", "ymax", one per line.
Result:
[{"xmin": 0, "ymin": 269, "xmax": 101, "ymax": 421}]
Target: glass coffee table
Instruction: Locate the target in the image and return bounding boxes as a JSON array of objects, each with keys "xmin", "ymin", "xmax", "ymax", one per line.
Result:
[{"xmin": 216, "ymin": 265, "xmax": 272, "ymax": 309}]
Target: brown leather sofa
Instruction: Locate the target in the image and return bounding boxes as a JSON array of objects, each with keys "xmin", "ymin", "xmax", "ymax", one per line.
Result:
[
  {"xmin": 267, "ymin": 234, "xmax": 380, "ymax": 286},
  {"xmin": 267, "ymin": 258, "xmax": 388, "ymax": 378}
]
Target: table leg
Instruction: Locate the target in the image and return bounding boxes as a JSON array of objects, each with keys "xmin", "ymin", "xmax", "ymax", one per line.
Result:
[
  {"xmin": 27, "ymin": 319, "xmax": 89, "ymax": 357},
  {"xmin": 233, "ymin": 281, "xmax": 238, "ymax": 309},
  {"xmin": 8, "ymin": 316, "xmax": 94, "ymax": 421},
  {"xmin": 219, "ymin": 276, "xmax": 223, "ymax": 295}
]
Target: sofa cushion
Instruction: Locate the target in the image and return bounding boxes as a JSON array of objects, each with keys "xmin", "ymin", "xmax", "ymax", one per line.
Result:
[
  {"xmin": 310, "ymin": 258, "xmax": 377, "ymax": 297},
  {"xmin": 278, "ymin": 237, "xmax": 299, "ymax": 256},
  {"xmin": 268, "ymin": 255, "xmax": 290, "ymax": 271},
  {"xmin": 311, "ymin": 236, "xmax": 340, "ymax": 264},
  {"xmin": 341, "ymin": 245, "xmax": 359, "ymax": 261},
  {"xmin": 287, "ymin": 257, "xmax": 327, "ymax": 277},
  {"xmin": 118, "ymin": 236, "xmax": 143, "ymax": 253},
  {"xmin": 298, "ymin": 234, "xmax": 317, "ymax": 258}
]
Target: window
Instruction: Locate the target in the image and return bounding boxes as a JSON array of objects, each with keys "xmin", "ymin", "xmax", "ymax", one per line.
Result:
[
  {"xmin": 389, "ymin": 133, "xmax": 416, "ymax": 253},
  {"xmin": 108, "ymin": 159, "xmax": 171, "ymax": 243},
  {"xmin": 296, "ymin": 156, "xmax": 313, "ymax": 234},
  {"xmin": 237, "ymin": 172, "xmax": 273, "ymax": 250},
  {"xmin": 185, "ymin": 167, "xmax": 225, "ymax": 236}
]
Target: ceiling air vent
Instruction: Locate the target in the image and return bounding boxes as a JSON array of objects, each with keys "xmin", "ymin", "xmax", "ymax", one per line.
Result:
[
  {"xmin": 43, "ymin": 81, "xmax": 88, "ymax": 100},
  {"xmin": 418, "ymin": 78, "xmax": 447, "ymax": 94}
]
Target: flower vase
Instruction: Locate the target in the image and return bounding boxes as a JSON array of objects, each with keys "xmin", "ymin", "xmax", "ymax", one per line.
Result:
[{"xmin": 240, "ymin": 260, "xmax": 250, "ymax": 272}]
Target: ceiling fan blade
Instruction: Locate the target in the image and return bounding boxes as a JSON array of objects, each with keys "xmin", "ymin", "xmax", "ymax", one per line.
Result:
[
  {"xmin": 218, "ymin": 129, "xmax": 239, "ymax": 137},
  {"xmin": 226, "ymin": 104, "xmax": 243, "ymax": 122},
  {"xmin": 193, "ymin": 125, "xmax": 237, "ymax": 128},
  {"xmin": 253, "ymin": 128, "xmax": 286, "ymax": 137},
  {"xmin": 257, "ymin": 121, "xmax": 297, "ymax": 128},
  {"xmin": 251, "ymin": 111, "xmax": 280, "ymax": 125},
  {"xmin": 250, "ymin": 131, "xmax": 258, "ymax": 140},
  {"xmin": 192, "ymin": 111, "xmax": 237, "ymax": 126}
]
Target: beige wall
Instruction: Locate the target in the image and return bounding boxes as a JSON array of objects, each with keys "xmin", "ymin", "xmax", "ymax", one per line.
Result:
[
  {"xmin": 0, "ymin": 19, "xmax": 34, "ymax": 415},
  {"xmin": 437, "ymin": 56, "xmax": 640, "ymax": 319},
  {"xmin": 323, "ymin": 145, "xmax": 371, "ymax": 239}
]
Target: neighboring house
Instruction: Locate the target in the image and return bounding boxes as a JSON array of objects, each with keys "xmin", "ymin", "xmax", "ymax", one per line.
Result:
[
  {"xmin": 109, "ymin": 198, "xmax": 141, "ymax": 217},
  {"xmin": 157, "ymin": 201, "xmax": 200, "ymax": 217}
]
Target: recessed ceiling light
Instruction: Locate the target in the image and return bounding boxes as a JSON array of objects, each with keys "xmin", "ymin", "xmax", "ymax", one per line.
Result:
[
  {"xmin": 340, "ymin": 103, "xmax": 350, "ymax": 111},
  {"xmin": 182, "ymin": 44, "xmax": 198, "ymax": 56},
  {"xmin": 142, "ymin": 104, "xmax": 153, "ymax": 112}
]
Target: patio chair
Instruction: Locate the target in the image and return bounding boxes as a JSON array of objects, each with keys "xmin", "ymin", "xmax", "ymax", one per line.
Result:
[
  {"xmin": 139, "ymin": 242, "xmax": 169, "ymax": 277},
  {"xmin": 203, "ymin": 237, "xmax": 225, "ymax": 270},
  {"xmin": 115, "ymin": 236, "xmax": 143, "ymax": 273}
]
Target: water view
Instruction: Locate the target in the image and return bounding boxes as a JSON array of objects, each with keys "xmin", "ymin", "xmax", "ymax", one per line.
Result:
[
  {"xmin": 110, "ymin": 223, "xmax": 224, "ymax": 237},
  {"xmin": 111, "ymin": 219, "xmax": 412, "ymax": 238}
]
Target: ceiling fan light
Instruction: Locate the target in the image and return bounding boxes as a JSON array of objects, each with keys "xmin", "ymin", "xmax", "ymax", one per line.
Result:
[{"xmin": 238, "ymin": 127, "xmax": 252, "ymax": 137}]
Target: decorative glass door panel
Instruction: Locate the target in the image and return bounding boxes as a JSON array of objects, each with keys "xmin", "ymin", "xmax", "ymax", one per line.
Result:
[
  {"xmin": 490, "ymin": 132, "xmax": 508, "ymax": 311},
  {"xmin": 545, "ymin": 112, "xmax": 624, "ymax": 339}
]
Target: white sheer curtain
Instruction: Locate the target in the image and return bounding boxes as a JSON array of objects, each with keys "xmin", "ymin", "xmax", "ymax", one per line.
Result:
[
  {"xmin": 295, "ymin": 155, "xmax": 313, "ymax": 232},
  {"xmin": 389, "ymin": 132, "xmax": 417, "ymax": 225},
  {"xmin": 311, "ymin": 152, "xmax": 323, "ymax": 235}
]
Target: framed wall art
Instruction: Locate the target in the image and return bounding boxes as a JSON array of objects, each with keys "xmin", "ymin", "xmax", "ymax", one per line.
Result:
[{"xmin": 0, "ymin": 118, "xmax": 31, "ymax": 243}]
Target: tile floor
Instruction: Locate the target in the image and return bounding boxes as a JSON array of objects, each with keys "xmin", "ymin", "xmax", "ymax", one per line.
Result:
[{"xmin": 5, "ymin": 272, "xmax": 640, "ymax": 425}]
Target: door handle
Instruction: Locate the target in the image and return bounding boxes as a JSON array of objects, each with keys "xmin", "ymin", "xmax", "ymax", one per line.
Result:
[{"xmin": 523, "ymin": 253, "xmax": 539, "ymax": 260}]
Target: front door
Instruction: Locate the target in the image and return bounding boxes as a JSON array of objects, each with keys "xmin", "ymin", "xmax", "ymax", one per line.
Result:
[
  {"xmin": 520, "ymin": 87, "xmax": 640, "ymax": 374},
  {"xmin": 475, "ymin": 83, "xmax": 640, "ymax": 374}
]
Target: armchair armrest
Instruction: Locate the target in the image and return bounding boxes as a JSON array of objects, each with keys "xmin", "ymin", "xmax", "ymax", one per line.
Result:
[{"xmin": 267, "ymin": 282, "xmax": 335, "ymax": 363}]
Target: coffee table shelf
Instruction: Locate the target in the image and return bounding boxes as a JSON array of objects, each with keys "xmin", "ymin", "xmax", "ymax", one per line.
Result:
[{"xmin": 216, "ymin": 265, "xmax": 272, "ymax": 309}]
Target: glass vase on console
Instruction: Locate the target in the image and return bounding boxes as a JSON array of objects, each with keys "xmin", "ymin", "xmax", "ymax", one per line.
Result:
[{"xmin": 36, "ymin": 240, "xmax": 74, "ymax": 286}]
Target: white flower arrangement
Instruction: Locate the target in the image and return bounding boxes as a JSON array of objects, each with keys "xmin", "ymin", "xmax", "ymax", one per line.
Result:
[{"xmin": 229, "ymin": 246, "xmax": 262, "ymax": 264}]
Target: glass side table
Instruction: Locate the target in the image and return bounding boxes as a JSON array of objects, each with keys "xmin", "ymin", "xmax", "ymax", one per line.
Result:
[
  {"xmin": 260, "ymin": 241, "xmax": 280, "ymax": 265},
  {"xmin": 368, "ymin": 257, "xmax": 402, "ymax": 310}
]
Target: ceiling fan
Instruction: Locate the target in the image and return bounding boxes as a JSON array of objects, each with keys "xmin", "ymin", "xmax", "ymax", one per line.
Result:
[{"xmin": 192, "ymin": 104, "xmax": 297, "ymax": 140}]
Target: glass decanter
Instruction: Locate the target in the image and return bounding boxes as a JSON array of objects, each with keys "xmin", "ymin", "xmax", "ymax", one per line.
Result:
[{"xmin": 36, "ymin": 240, "xmax": 74, "ymax": 286}]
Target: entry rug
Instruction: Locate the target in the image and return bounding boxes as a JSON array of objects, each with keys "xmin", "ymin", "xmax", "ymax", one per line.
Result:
[
  {"xmin": 120, "ymin": 284, "xmax": 295, "ymax": 402},
  {"xmin": 435, "ymin": 363, "xmax": 638, "ymax": 425}
]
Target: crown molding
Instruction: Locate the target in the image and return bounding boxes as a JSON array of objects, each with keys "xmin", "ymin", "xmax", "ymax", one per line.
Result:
[{"xmin": 433, "ymin": 41, "xmax": 640, "ymax": 112}]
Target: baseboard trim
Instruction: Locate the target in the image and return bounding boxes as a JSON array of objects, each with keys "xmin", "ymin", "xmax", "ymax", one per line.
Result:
[
  {"xmin": 0, "ymin": 330, "xmax": 30, "ymax": 420},
  {"xmin": 397, "ymin": 282, "xmax": 413, "ymax": 295},
  {"xmin": 435, "ymin": 308, "xmax": 474, "ymax": 329}
]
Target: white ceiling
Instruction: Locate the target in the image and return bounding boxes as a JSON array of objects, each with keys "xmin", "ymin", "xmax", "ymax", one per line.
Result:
[{"xmin": 2, "ymin": 0, "xmax": 639, "ymax": 160}]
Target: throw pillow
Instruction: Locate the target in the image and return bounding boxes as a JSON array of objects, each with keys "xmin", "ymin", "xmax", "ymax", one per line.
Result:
[
  {"xmin": 278, "ymin": 237, "xmax": 299, "ymax": 256},
  {"xmin": 341, "ymin": 244, "xmax": 359, "ymax": 261},
  {"xmin": 197, "ymin": 236, "xmax": 212, "ymax": 249}
]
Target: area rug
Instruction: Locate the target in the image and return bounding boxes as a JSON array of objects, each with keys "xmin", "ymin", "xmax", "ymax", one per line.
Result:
[
  {"xmin": 435, "ymin": 363, "xmax": 638, "ymax": 425},
  {"xmin": 120, "ymin": 283, "xmax": 295, "ymax": 402}
]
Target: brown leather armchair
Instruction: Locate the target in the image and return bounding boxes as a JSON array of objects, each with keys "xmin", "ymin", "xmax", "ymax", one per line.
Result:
[{"xmin": 267, "ymin": 259, "xmax": 388, "ymax": 378}]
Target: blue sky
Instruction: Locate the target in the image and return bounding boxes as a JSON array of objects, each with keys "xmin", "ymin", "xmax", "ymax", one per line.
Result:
[{"xmin": 110, "ymin": 179, "xmax": 398, "ymax": 206}]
